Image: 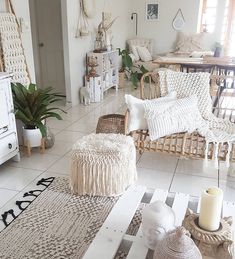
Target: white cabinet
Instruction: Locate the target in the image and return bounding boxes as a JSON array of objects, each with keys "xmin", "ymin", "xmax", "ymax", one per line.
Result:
[
  {"xmin": 0, "ymin": 73, "xmax": 20, "ymax": 165},
  {"xmin": 87, "ymin": 50, "xmax": 119, "ymax": 96}
]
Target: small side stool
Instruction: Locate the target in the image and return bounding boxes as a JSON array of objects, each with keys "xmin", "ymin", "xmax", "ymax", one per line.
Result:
[{"xmin": 69, "ymin": 133, "xmax": 137, "ymax": 196}]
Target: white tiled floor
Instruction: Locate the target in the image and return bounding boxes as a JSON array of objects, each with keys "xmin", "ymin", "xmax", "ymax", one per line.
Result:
[{"xmin": 1, "ymin": 86, "xmax": 235, "ymax": 214}]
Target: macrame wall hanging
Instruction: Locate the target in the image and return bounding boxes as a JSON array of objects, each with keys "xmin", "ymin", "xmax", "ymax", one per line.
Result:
[
  {"xmin": 172, "ymin": 8, "xmax": 185, "ymax": 31},
  {"xmin": 0, "ymin": 0, "xmax": 31, "ymax": 85}
]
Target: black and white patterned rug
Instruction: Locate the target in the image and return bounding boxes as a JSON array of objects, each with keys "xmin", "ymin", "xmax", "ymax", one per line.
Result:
[{"xmin": 0, "ymin": 177, "xmax": 118, "ymax": 259}]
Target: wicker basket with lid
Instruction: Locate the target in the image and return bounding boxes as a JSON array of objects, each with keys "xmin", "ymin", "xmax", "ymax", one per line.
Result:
[{"xmin": 153, "ymin": 227, "xmax": 202, "ymax": 259}]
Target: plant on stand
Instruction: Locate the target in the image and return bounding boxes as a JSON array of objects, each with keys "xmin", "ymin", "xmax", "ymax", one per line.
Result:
[
  {"xmin": 11, "ymin": 83, "xmax": 66, "ymax": 155},
  {"xmin": 118, "ymin": 48, "xmax": 148, "ymax": 88}
]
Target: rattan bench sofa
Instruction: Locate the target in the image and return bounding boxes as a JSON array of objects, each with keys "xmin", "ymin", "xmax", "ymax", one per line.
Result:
[{"xmin": 125, "ymin": 72, "xmax": 235, "ymax": 162}]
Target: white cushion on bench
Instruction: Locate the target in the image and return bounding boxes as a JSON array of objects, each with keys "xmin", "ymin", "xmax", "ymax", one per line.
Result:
[
  {"xmin": 144, "ymin": 95, "xmax": 203, "ymax": 140},
  {"xmin": 125, "ymin": 92, "xmax": 176, "ymax": 133}
]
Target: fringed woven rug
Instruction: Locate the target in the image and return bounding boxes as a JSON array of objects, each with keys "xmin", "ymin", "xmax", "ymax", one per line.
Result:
[{"xmin": 0, "ymin": 177, "xmax": 118, "ymax": 259}]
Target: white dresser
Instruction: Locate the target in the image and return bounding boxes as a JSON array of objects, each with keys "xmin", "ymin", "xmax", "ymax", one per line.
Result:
[{"xmin": 0, "ymin": 73, "xmax": 20, "ymax": 165}]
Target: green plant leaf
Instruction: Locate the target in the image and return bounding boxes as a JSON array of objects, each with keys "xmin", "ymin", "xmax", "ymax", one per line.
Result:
[
  {"xmin": 11, "ymin": 82, "xmax": 66, "ymax": 130},
  {"xmin": 130, "ymin": 72, "xmax": 139, "ymax": 88},
  {"xmin": 140, "ymin": 65, "xmax": 149, "ymax": 74},
  {"xmin": 36, "ymin": 121, "xmax": 47, "ymax": 137}
]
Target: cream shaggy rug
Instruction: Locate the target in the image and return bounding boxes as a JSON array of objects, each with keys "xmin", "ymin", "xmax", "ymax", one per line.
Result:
[{"xmin": 0, "ymin": 177, "xmax": 118, "ymax": 259}]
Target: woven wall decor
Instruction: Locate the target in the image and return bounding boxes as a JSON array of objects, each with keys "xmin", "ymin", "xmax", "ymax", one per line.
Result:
[{"xmin": 0, "ymin": 13, "xmax": 30, "ymax": 85}]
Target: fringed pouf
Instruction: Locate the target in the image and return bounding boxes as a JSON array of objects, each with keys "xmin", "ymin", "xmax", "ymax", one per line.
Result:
[{"xmin": 69, "ymin": 133, "xmax": 137, "ymax": 196}]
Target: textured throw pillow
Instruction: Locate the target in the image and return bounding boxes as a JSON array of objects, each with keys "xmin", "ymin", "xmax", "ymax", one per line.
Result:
[
  {"xmin": 125, "ymin": 92, "xmax": 176, "ymax": 133},
  {"xmin": 136, "ymin": 46, "xmax": 152, "ymax": 62},
  {"xmin": 158, "ymin": 70, "xmax": 212, "ymax": 119},
  {"xmin": 144, "ymin": 95, "xmax": 203, "ymax": 141},
  {"xmin": 175, "ymin": 32, "xmax": 204, "ymax": 53},
  {"xmin": 130, "ymin": 45, "xmax": 140, "ymax": 61}
]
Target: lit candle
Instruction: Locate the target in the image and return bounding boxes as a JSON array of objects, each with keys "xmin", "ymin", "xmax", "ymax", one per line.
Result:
[{"xmin": 198, "ymin": 186, "xmax": 223, "ymax": 231}]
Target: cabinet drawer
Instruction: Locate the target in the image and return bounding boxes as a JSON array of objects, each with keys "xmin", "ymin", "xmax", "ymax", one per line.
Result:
[{"xmin": 0, "ymin": 133, "xmax": 18, "ymax": 158}]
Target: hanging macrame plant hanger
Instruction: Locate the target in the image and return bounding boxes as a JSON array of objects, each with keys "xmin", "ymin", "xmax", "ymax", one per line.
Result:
[
  {"xmin": 76, "ymin": 0, "xmax": 89, "ymax": 37},
  {"xmin": 0, "ymin": 0, "xmax": 31, "ymax": 85}
]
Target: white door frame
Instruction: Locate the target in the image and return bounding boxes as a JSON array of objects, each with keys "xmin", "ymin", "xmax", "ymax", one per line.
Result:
[
  {"xmin": 61, "ymin": 0, "xmax": 72, "ymax": 104},
  {"xmin": 29, "ymin": 0, "xmax": 72, "ymax": 104}
]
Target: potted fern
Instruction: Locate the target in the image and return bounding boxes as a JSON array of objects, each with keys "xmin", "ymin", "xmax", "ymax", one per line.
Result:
[{"xmin": 11, "ymin": 83, "xmax": 65, "ymax": 148}]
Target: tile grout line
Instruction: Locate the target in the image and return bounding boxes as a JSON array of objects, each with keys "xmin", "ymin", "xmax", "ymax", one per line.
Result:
[{"xmin": 168, "ymin": 159, "xmax": 179, "ymax": 192}]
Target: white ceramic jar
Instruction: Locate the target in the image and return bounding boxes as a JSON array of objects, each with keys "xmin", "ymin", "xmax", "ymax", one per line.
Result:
[{"xmin": 142, "ymin": 201, "xmax": 176, "ymax": 250}]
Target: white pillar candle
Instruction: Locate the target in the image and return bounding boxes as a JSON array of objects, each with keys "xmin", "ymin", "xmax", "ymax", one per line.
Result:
[{"xmin": 198, "ymin": 186, "xmax": 223, "ymax": 231}]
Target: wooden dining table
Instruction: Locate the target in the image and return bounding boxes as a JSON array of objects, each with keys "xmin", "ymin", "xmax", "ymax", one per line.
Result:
[
  {"xmin": 153, "ymin": 55, "xmax": 235, "ymax": 72},
  {"xmin": 153, "ymin": 55, "xmax": 235, "ymax": 109}
]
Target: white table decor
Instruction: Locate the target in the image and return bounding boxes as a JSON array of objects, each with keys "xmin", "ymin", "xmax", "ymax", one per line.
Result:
[
  {"xmin": 199, "ymin": 187, "xmax": 223, "ymax": 231},
  {"xmin": 142, "ymin": 201, "xmax": 175, "ymax": 250},
  {"xmin": 83, "ymin": 186, "xmax": 234, "ymax": 259}
]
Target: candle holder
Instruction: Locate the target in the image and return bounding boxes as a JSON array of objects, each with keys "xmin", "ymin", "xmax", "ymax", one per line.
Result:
[{"xmin": 182, "ymin": 209, "xmax": 233, "ymax": 259}]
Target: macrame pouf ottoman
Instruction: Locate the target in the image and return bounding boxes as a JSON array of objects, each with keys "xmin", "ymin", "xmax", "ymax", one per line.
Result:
[{"xmin": 69, "ymin": 133, "xmax": 137, "ymax": 196}]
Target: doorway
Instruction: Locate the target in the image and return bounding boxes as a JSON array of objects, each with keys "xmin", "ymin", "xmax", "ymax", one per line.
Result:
[{"xmin": 29, "ymin": 0, "xmax": 66, "ymax": 96}]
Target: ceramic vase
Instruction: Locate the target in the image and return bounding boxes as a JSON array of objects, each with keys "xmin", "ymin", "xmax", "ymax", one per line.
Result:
[
  {"xmin": 142, "ymin": 201, "xmax": 175, "ymax": 250},
  {"xmin": 23, "ymin": 128, "xmax": 42, "ymax": 147},
  {"xmin": 45, "ymin": 126, "xmax": 55, "ymax": 149}
]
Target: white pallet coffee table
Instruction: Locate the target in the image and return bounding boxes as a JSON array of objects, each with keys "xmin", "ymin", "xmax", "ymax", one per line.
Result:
[{"xmin": 83, "ymin": 185, "xmax": 235, "ymax": 259}]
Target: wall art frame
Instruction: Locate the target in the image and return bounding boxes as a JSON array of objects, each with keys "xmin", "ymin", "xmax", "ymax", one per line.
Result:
[{"xmin": 146, "ymin": 2, "xmax": 159, "ymax": 21}]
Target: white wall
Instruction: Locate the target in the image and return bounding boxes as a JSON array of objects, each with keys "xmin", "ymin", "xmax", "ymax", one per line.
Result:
[
  {"xmin": 129, "ymin": 0, "xmax": 200, "ymax": 54},
  {"xmin": 0, "ymin": 0, "xmax": 36, "ymax": 83},
  {"xmin": 0, "ymin": 0, "xmax": 228, "ymax": 105},
  {"xmin": 63, "ymin": 0, "xmax": 132, "ymax": 105},
  {"xmin": 129, "ymin": 0, "xmax": 228, "ymax": 54}
]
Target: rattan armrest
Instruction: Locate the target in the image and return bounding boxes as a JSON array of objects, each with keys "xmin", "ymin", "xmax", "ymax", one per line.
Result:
[{"xmin": 124, "ymin": 109, "xmax": 130, "ymax": 135}]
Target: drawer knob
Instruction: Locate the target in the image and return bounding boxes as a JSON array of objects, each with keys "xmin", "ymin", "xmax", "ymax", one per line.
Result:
[{"xmin": 8, "ymin": 143, "xmax": 12, "ymax": 149}]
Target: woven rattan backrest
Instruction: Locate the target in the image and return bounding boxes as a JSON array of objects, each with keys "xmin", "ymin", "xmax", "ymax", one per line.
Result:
[
  {"xmin": 140, "ymin": 72, "xmax": 235, "ymax": 104},
  {"xmin": 140, "ymin": 72, "xmax": 161, "ymax": 100}
]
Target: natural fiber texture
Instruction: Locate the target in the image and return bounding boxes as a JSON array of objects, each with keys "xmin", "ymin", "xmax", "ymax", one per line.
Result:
[
  {"xmin": 96, "ymin": 114, "xmax": 125, "ymax": 134},
  {"xmin": 0, "ymin": 177, "xmax": 118, "ymax": 259},
  {"xmin": 158, "ymin": 70, "xmax": 235, "ymax": 167},
  {"xmin": 153, "ymin": 227, "xmax": 202, "ymax": 259},
  {"xmin": 0, "ymin": 13, "xmax": 30, "ymax": 85},
  {"xmin": 129, "ymin": 72, "xmax": 235, "ymax": 162},
  {"xmin": 70, "ymin": 133, "xmax": 137, "ymax": 196}
]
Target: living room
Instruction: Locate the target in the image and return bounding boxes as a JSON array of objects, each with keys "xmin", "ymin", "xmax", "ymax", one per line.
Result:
[{"xmin": 0, "ymin": 0, "xmax": 235, "ymax": 258}]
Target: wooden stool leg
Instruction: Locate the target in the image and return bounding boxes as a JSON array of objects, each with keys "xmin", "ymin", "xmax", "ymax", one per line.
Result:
[
  {"xmin": 40, "ymin": 138, "xmax": 45, "ymax": 154},
  {"xmin": 24, "ymin": 139, "xmax": 31, "ymax": 156}
]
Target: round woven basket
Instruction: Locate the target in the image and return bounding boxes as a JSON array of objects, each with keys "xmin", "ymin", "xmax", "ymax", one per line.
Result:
[
  {"xmin": 96, "ymin": 114, "xmax": 125, "ymax": 134},
  {"xmin": 153, "ymin": 227, "xmax": 202, "ymax": 259}
]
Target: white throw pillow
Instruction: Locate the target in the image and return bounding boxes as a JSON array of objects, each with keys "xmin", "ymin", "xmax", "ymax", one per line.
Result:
[
  {"xmin": 136, "ymin": 46, "xmax": 152, "ymax": 62},
  {"xmin": 175, "ymin": 32, "xmax": 204, "ymax": 53},
  {"xmin": 144, "ymin": 95, "xmax": 203, "ymax": 141},
  {"xmin": 125, "ymin": 92, "xmax": 176, "ymax": 133},
  {"xmin": 130, "ymin": 45, "xmax": 140, "ymax": 61}
]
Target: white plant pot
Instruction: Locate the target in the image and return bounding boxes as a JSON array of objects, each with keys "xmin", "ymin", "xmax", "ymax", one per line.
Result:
[{"xmin": 23, "ymin": 128, "xmax": 42, "ymax": 147}]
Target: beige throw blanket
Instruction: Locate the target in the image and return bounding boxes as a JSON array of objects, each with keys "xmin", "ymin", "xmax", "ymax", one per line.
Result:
[{"xmin": 156, "ymin": 70, "xmax": 235, "ymax": 167}]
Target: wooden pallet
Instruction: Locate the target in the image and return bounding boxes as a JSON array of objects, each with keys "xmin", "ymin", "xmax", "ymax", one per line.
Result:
[{"xmin": 83, "ymin": 185, "xmax": 235, "ymax": 259}]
